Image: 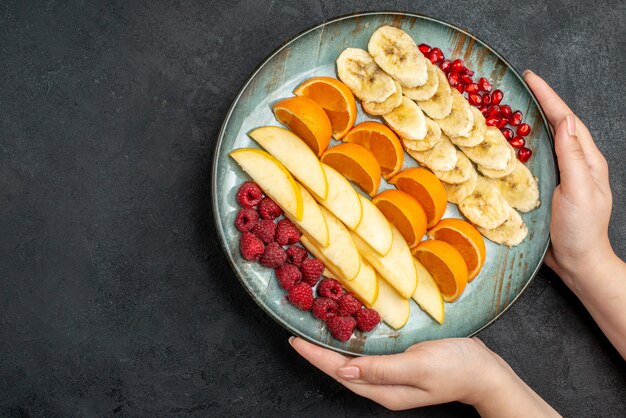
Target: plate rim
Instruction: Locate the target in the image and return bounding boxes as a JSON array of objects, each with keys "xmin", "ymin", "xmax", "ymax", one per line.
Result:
[{"xmin": 211, "ymin": 11, "xmax": 557, "ymax": 356}]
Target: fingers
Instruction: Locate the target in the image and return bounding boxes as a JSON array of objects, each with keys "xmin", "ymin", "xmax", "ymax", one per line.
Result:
[
  {"xmin": 289, "ymin": 337, "xmax": 351, "ymax": 380},
  {"xmin": 553, "ymin": 115, "xmax": 594, "ymax": 196},
  {"xmin": 337, "ymin": 350, "xmax": 426, "ymax": 386}
]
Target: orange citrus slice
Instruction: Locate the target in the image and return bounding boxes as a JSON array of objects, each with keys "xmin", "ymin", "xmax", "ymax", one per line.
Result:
[
  {"xmin": 272, "ymin": 96, "xmax": 332, "ymax": 156},
  {"xmin": 372, "ymin": 189, "xmax": 427, "ymax": 248},
  {"xmin": 293, "ymin": 76, "xmax": 357, "ymax": 140},
  {"xmin": 321, "ymin": 143, "xmax": 381, "ymax": 197},
  {"xmin": 388, "ymin": 167, "xmax": 447, "ymax": 229},
  {"xmin": 427, "ymin": 218, "xmax": 486, "ymax": 281},
  {"xmin": 343, "ymin": 121, "xmax": 404, "ymax": 180},
  {"xmin": 413, "ymin": 240, "xmax": 468, "ymax": 302}
]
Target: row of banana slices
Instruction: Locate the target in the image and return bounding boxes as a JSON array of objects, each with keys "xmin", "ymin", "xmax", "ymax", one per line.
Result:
[{"xmin": 336, "ymin": 26, "xmax": 540, "ymax": 246}]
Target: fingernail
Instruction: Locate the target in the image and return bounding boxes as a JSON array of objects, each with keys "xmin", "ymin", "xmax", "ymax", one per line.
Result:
[
  {"xmin": 566, "ymin": 114, "xmax": 577, "ymax": 136},
  {"xmin": 288, "ymin": 336, "xmax": 295, "ymax": 346},
  {"xmin": 523, "ymin": 69, "xmax": 533, "ymax": 77},
  {"xmin": 337, "ymin": 366, "xmax": 360, "ymax": 380}
]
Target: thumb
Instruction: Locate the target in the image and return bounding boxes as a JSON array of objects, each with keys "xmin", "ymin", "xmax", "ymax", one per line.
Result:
[
  {"xmin": 554, "ymin": 114, "xmax": 593, "ymax": 196},
  {"xmin": 337, "ymin": 351, "xmax": 424, "ymax": 385}
]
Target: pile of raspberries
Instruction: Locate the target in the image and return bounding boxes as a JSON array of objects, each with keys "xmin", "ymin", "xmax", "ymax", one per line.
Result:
[{"xmin": 235, "ymin": 181, "xmax": 380, "ymax": 341}]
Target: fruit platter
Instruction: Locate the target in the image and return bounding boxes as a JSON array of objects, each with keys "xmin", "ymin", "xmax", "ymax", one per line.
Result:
[{"xmin": 212, "ymin": 12, "xmax": 557, "ymax": 355}]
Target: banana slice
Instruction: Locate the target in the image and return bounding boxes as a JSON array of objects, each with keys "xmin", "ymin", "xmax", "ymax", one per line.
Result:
[
  {"xmin": 460, "ymin": 126, "xmax": 512, "ymax": 171},
  {"xmin": 337, "ymin": 48, "xmax": 397, "ymax": 103},
  {"xmin": 401, "ymin": 116, "xmax": 441, "ymax": 152},
  {"xmin": 476, "ymin": 206, "xmax": 528, "ymax": 247},
  {"xmin": 383, "ymin": 96, "xmax": 427, "ymax": 140},
  {"xmin": 458, "ymin": 176, "xmax": 509, "ymax": 229},
  {"xmin": 433, "ymin": 150, "xmax": 474, "ymax": 184},
  {"xmin": 435, "ymin": 89, "xmax": 475, "ymax": 138},
  {"xmin": 478, "ymin": 145, "xmax": 517, "ymax": 178},
  {"xmin": 368, "ymin": 26, "xmax": 428, "ymax": 88},
  {"xmin": 443, "ymin": 166, "xmax": 478, "ymax": 204},
  {"xmin": 403, "ymin": 60, "xmax": 439, "ymax": 101},
  {"xmin": 487, "ymin": 160, "xmax": 541, "ymax": 212},
  {"xmin": 416, "ymin": 68, "xmax": 453, "ymax": 119},
  {"xmin": 449, "ymin": 107, "xmax": 487, "ymax": 147},
  {"xmin": 362, "ymin": 81, "xmax": 403, "ymax": 116},
  {"xmin": 406, "ymin": 133, "xmax": 457, "ymax": 172}
]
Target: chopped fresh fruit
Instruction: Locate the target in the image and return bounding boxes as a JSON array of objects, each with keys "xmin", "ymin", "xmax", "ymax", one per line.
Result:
[
  {"xmin": 355, "ymin": 308, "xmax": 381, "ymax": 331},
  {"xmin": 509, "ymin": 136, "xmax": 525, "ymax": 148},
  {"xmin": 260, "ymin": 242, "xmax": 287, "ymax": 268},
  {"xmin": 412, "ymin": 258, "xmax": 445, "ymax": 324},
  {"xmin": 417, "ymin": 43, "xmax": 431, "ymax": 54},
  {"xmin": 413, "ymin": 240, "xmax": 468, "ymax": 302},
  {"xmin": 518, "ymin": 147, "xmax": 533, "ymax": 163},
  {"xmin": 288, "ymin": 283, "xmax": 314, "ymax": 310},
  {"xmin": 478, "ymin": 77, "xmax": 492, "ymax": 92},
  {"xmin": 369, "ymin": 277, "xmax": 410, "ymax": 330},
  {"xmin": 427, "ymin": 218, "xmax": 486, "ymax": 281},
  {"xmin": 321, "ymin": 143, "xmax": 381, "ymax": 197},
  {"xmin": 338, "ymin": 293, "xmax": 362, "ymax": 317},
  {"xmin": 509, "ymin": 111, "xmax": 523, "ymax": 126},
  {"xmin": 249, "ymin": 126, "xmax": 328, "ymax": 199},
  {"xmin": 293, "ymin": 76, "xmax": 357, "ymax": 140},
  {"xmin": 314, "ymin": 164, "xmax": 363, "ymax": 230},
  {"xmin": 352, "ymin": 194, "xmax": 393, "ymax": 257},
  {"xmin": 450, "ymin": 59, "xmax": 464, "ymax": 73},
  {"xmin": 317, "ymin": 277, "xmax": 345, "ymax": 301},
  {"xmin": 275, "ymin": 218, "xmax": 300, "ymax": 246},
  {"xmin": 240, "ymin": 232, "xmax": 265, "ymax": 261},
  {"xmin": 465, "ymin": 83, "xmax": 479, "ymax": 93},
  {"xmin": 286, "ymin": 245, "xmax": 307, "ymax": 267},
  {"xmin": 276, "ymin": 263, "xmax": 302, "ymax": 290},
  {"xmin": 230, "ymin": 149, "xmax": 303, "ymax": 220},
  {"xmin": 500, "ymin": 104, "xmax": 512, "ymax": 119},
  {"xmin": 501, "ymin": 127, "xmax": 514, "ymax": 140},
  {"xmin": 312, "ymin": 297, "xmax": 338, "ymax": 321},
  {"xmin": 343, "ymin": 121, "xmax": 404, "ymax": 180},
  {"xmin": 272, "ymin": 96, "xmax": 332, "ymax": 156},
  {"xmin": 236, "ymin": 181, "xmax": 263, "ymax": 208},
  {"xmin": 372, "ymin": 189, "xmax": 427, "ymax": 249},
  {"xmin": 235, "ymin": 207, "xmax": 258, "ymax": 232},
  {"xmin": 327, "ymin": 315, "xmax": 357, "ymax": 342},
  {"xmin": 517, "ymin": 123, "xmax": 531, "ymax": 136},
  {"xmin": 491, "ymin": 89, "xmax": 503, "ymax": 105},
  {"xmin": 251, "ymin": 219, "xmax": 276, "ymax": 244},
  {"xmin": 258, "ymin": 197, "xmax": 282, "ymax": 220},
  {"xmin": 440, "ymin": 59, "xmax": 452, "ymax": 73},
  {"xmin": 389, "ymin": 167, "xmax": 447, "ymax": 229},
  {"xmin": 300, "ymin": 258, "xmax": 325, "ymax": 286},
  {"xmin": 284, "ymin": 184, "xmax": 329, "ymax": 248}
]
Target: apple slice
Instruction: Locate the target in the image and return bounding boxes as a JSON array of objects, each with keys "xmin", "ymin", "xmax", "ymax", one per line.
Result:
[
  {"xmin": 353, "ymin": 194, "xmax": 393, "ymax": 256},
  {"xmin": 311, "ymin": 253, "xmax": 378, "ymax": 306},
  {"xmin": 412, "ymin": 258, "xmax": 445, "ymax": 324},
  {"xmin": 249, "ymin": 126, "xmax": 328, "ymax": 200},
  {"xmin": 313, "ymin": 163, "xmax": 363, "ymax": 230},
  {"xmin": 351, "ymin": 225, "xmax": 417, "ymax": 298},
  {"xmin": 230, "ymin": 148, "xmax": 303, "ymax": 219},
  {"xmin": 283, "ymin": 184, "xmax": 329, "ymax": 247},
  {"xmin": 369, "ymin": 276, "xmax": 410, "ymax": 329}
]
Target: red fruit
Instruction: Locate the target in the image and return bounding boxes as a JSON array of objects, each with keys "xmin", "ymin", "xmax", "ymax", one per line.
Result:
[
  {"xmin": 258, "ymin": 197, "xmax": 282, "ymax": 220},
  {"xmin": 500, "ymin": 104, "xmax": 512, "ymax": 119},
  {"xmin": 482, "ymin": 92, "xmax": 492, "ymax": 106},
  {"xmin": 468, "ymin": 93, "xmax": 482, "ymax": 106},
  {"xmin": 251, "ymin": 219, "xmax": 276, "ymax": 244},
  {"xmin": 338, "ymin": 293, "xmax": 362, "ymax": 317},
  {"xmin": 451, "ymin": 59, "xmax": 464, "ymax": 73},
  {"xmin": 286, "ymin": 245, "xmax": 307, "ymax": 267},
  {"xmin": 300, "ymin": 258, "xmax": 325, "ymax": 286},
  {"xmin": 460, "ymin": 74, "xmax": 473, "ymax": 85},
  {"xmin": 288, "ymin": 283, "xmax": 314, "ymax": 310},
  {"xmin": 486, "ymin": 105, "xmax": 501, "ymax": 117},
  {"xmin": 501, "ymin": 127, "xmax": 514, "ymax": 140},
  {"xmin": 518, "ymin": 147, "xmax": 533, "ymax": 163},
  {"xmin": 327, "ymin": 316, "xmax": 357, "ymax": 342},
  {"xmin": 312, "ymin": 297, "xmax": 338, "ymax": 321},
  {"xmin": 478, "ymin": 77, "xmax": 492, "ymax": 92},
  {"xmin": 491, "ymin": 89, "xmax": 503, "ymax": 105},
  {"xmin": 426, "ymin": 50, "xmax": 439, "ymax": 64},
  {"xmin": 317, "ymin": 278, "xmax": 345, "ymax": 301},
  {"xmin": 509, "ymin": 111, "xmax": 523, "ymax": 126},
  {"xmin": 456, "ymin": 84, "xmax": 464, "ymax": 93},
  {"xmin": 236, "ymin": 181, "xmax": 263, "ymax": 208},
  {"xmin": 260, "ymin": 242, "xmax": 287, "ymax": 268},
  {"xmin": 440, "ymin": 59, "xmax": 452, "ymax": 73},
  {"xmin": 486, "ymin": 116, "xmax": 500, "ymax": 126},
  {"xmin": 276, "ymin": 263, "xmax": 302, "ymax": 291},
  {"xmin": 463, "ymin": 68, "xmax": 475, "ymax": 77},
  {"xmin": 275, "ymin": 218, "xmax": 300, "ymax": 246},
  {"xmin": 479, "ymin": 105, "xmax": 489, "ymax": 115},
  {"xmin": 447, "ymin": 72, "xmax": 459, "ymax": 86},
  {"xmin": 517, "ymin": 123, "xmax": 531, "ymax": 136},
  {"xmin": 432, "ymin": 47, "xmax": 444, "ymax": 62},
  {"xmin": 465, "ymin": 83, "xmax": 479, "ymax": 93},
  {"xmin": 509, "ymin": 136, "xmax": 526, "ymax": 148},
  {"xmin": 235, "ymin": 207, "xmax": 259, "ymax": 232},
  {"xmin": 418, "ymin": 43, "xmax": 431, "ymax": 54},
  {"xmin": 356, "ymin": 308, "xmax": 381, "ymax": 332},
  {"xmin": 496, "ymin": 118, "xmax": 508, "ymax": 129},
  {"xmin": 240, "ymin": 232, "xmax": 265, "ymax": 261}
]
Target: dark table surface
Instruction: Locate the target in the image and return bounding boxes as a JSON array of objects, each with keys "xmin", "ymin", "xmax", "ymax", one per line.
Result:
[{"xmin": 1, "ymin": 0, "xmax": 625, "ymax": 416}]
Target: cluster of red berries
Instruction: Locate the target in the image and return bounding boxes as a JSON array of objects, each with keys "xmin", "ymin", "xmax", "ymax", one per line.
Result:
[
  {"xmin": 235, "ymin": 181, "xmax": 380, "ymax": 342},
  {"xmin": 418, "ymin": 43, "xmax": 533, "ymax": 163}
]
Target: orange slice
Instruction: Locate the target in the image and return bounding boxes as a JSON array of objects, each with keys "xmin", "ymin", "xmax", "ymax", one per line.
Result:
[
  {"xmin": 293, "ymin": 76, "xmax": 357, "ymax": 140},
  {"xmin": 343, "ymin": 121, "xmax": 404, "ymax": 180},
  {"xmin": 389, "ymin": 167, "xmax": 447, "ymax": 229},
  {"xmin": 372, "ymin": 189, "xmax": 427, "ymax": 248},
  {"xmin": 427, "ymin": 218, "xmax": 486, "ymax": 281},
  {"xmin": 413, "ymin": 240, "xmax": 468, "ymax": 302},
  {"xmin": 321, "ymin": 143, "xmax": 381, "ymax": 197},
  {"xmin": 273, "ymin": 96, "xmax": 332, "ymax": 156}
]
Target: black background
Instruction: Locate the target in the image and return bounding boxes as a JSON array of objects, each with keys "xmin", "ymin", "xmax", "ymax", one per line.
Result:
[{"xmin": 1, "ymin": 1, "xmax": 625, "ymax": 416}]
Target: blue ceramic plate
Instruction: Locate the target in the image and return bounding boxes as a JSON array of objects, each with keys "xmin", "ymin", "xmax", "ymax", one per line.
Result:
[{"xmin": 212, "ymin": 12, "xmax": 556, "ymax": 355}]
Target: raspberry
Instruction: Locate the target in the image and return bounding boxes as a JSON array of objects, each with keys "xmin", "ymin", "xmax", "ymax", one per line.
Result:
[
  {"xmin": 258, "ymin": 197, "xmax": 283, "ymax": 220},
  {"xmin": 327, "ymin": 316, "xmax": 356, "ymax": 342},
  {"xmin": 239, "ymin": 232, "xmax": 264, "ymax": 261},
  {"xmin": 317, "ymin": 278, "xmax": 344, "ymax": 301},
  {"xmin": 236, "ymin": 181, "xmax": 263, "ymax": 207},
  {"xmin": 251, "ymin": 219, "xmax": 276, "ymax": 244},
  {"xmin": 275, "ymin": 219, "xmax": 300, "ymax": 246},
  {"xmin": 275, "ymin": 263, "xmax": 301, "ymax": 291},
  {"xmin": 286, "ymin": 245, "xmax": 307, "ymax": 267},
  {"xmin": 300, "ymin": 258, "xmax": 324, "ymax": 286},
  {"xmin": 312, "ymin": 297, "xmax": 338, "ymax": 321},
  {"xmin": 234, "ymin": 207, "xmax": 258, "ymax": 232},
  {"xmin": 260, "ymin": 242, "xmax": 287, "ymax": 268},
  {"xmin": 338, "ymin": 293, "xmax": 362, "ymax": 317},
  {"xmin": 356, "ymin": 308, "xmax": 381, "ymax": 332},
  {"xmin": 287, "ymin": 283, "xmax": 313, "ymax": 310}
]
